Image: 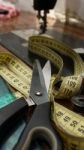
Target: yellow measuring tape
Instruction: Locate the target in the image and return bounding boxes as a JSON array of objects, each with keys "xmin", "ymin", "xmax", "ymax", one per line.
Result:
[
  {"xmin": 28, "ymin": 35, "xmax": 84, "ymax": 150},
  {"xmin": 0, "ymin": 52, "xmax": 32, "ymax": 97},
  {"xmin": 0, "ymin": 34, "xmax": 84, "ymax": 150}
]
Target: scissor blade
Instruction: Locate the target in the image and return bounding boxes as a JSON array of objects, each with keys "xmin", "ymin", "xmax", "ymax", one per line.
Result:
[
  {"xmin": 30, "ymin": 60, "xmax": 49, "ymax": 105},
  {"xmin": 42, "ymin": 60, "xmax": 51, "ymax": 92}
]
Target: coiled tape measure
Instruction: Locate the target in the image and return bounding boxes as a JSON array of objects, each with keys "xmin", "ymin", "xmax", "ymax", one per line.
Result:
[
  {"xmin": 28, "ymin": 35, "xmax": 84, "ymax": 150},
  {"xmin": 0, "ymin": 30, "xmax": 84, "ymax": 150}
]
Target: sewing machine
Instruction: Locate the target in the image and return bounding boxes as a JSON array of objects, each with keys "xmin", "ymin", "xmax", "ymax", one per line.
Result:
[{"xmin": 33, "ymin": 0, "xmax": 57, "ymax": 33}]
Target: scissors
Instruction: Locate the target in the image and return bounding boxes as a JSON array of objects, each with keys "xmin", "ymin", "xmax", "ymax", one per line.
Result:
[{"xmin": 0, "ymin": 60, "xmax": 63, "ymax": 150}]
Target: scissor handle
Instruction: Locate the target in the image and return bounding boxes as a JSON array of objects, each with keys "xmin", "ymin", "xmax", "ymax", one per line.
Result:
[
  {"xmin": 20, "ymin": 126, "xmax": 58, "ymax": 150},
  {"xmin": 0, "ymin": 98, "xmax": 28, "ymax": 141},
  {"xmin": 15, "ymin": 102, "xmax": 63, "ymax": 150}
]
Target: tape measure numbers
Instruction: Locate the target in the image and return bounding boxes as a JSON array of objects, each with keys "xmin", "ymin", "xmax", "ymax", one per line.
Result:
[
  {"xmin": 28, "ymin": 36, "xmax": 84, "ymax": 99},
  {"xmin": 52, "ymin": 102, "xmax": 84, "ymax": 150},
  {"xmin": 0, "ymin": 52, "xmax": 32, "ymax": 97}
]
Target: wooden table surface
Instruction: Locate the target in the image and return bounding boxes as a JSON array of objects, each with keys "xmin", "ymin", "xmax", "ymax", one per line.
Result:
[
  {"xmin": 0, "ymin": 10, "xmax": 84, "ymax": 39},
  {"xmin": 0, "ymin": 10, "xmax": 84, "ymax": 53},
  {"xmin": 0, "ymin": 11, "xmax": 37, "ymax": 52},
  {"xmin": 0, "ymin": 11, "xmax": 37, "ymax": 33}
]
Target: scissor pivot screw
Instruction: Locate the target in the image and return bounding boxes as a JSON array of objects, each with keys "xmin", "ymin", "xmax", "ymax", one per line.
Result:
[{"xmin": 35, "ymin": 91, "xmax": 42, "ymax": 96}]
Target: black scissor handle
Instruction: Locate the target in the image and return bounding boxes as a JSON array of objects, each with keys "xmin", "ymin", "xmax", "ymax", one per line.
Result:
[
  {"xmin": 15, "ymin": 102, "xmax": 63, "ymax": 150},
  {"xmin": 20, "ymin": 126, "xmax": 58, "ymax": 150},
  {"xmin": 0, "ymin": 98, "xmax": 28, "ymax": 142}
]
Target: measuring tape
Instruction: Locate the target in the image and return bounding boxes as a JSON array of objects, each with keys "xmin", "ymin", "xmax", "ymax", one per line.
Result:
[
  {"xmin": 28, "ymin": 35, "xmax": 84, "ymax": 99},
  {"xmin": 0, "ymin": 32, "xmax": 84, "ymax": 149},
  {"xmin": 28, "ymin": 35, "xmax": 84, "ymax": 150},
  {"xmin": 52, "ymin": 102, "xmax": 84, "ymax": 150},
  {"xmin": 0, "ymin": 52, "xmax": 32, "ymax": 97}
]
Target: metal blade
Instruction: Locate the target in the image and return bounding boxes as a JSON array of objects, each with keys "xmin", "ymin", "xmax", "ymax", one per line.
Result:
[
  {"xmin": 29, "ymin": 59, "xmax": 49, "ymax": 105},
  {"xmin": 42, "ymin": 60, "xmax": 51, "ymax": 92},
  {"xmin": 26, "ymin": 60, "xmax": 51, "ymax": 106}
]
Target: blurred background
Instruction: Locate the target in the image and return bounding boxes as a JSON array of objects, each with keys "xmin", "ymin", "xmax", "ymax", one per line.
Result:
[{"xmin": 0, "ymin": 0, "xmax": 84, "ymax": 35}]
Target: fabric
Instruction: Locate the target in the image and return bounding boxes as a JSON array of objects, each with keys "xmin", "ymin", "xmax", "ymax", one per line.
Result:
[
  {"xmin": 0, "ymin": 0, "xmax": 19, "ymax": 20},
  {"xmin": 0, "ymin": 120, "xmax": 26, "ymax": 150}
]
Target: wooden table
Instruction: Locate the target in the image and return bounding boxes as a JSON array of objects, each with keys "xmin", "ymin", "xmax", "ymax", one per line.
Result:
[
  {"xmin": 0, "ymin": 10, "xmax": 84, "ymax": 39},
  {"xmin": 0, "ymin": 11, "xmax": 37, "ymax": 33},
  {"xmin": 0, "ymin": 10, "xmax": 84, "ymax": 52}
]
